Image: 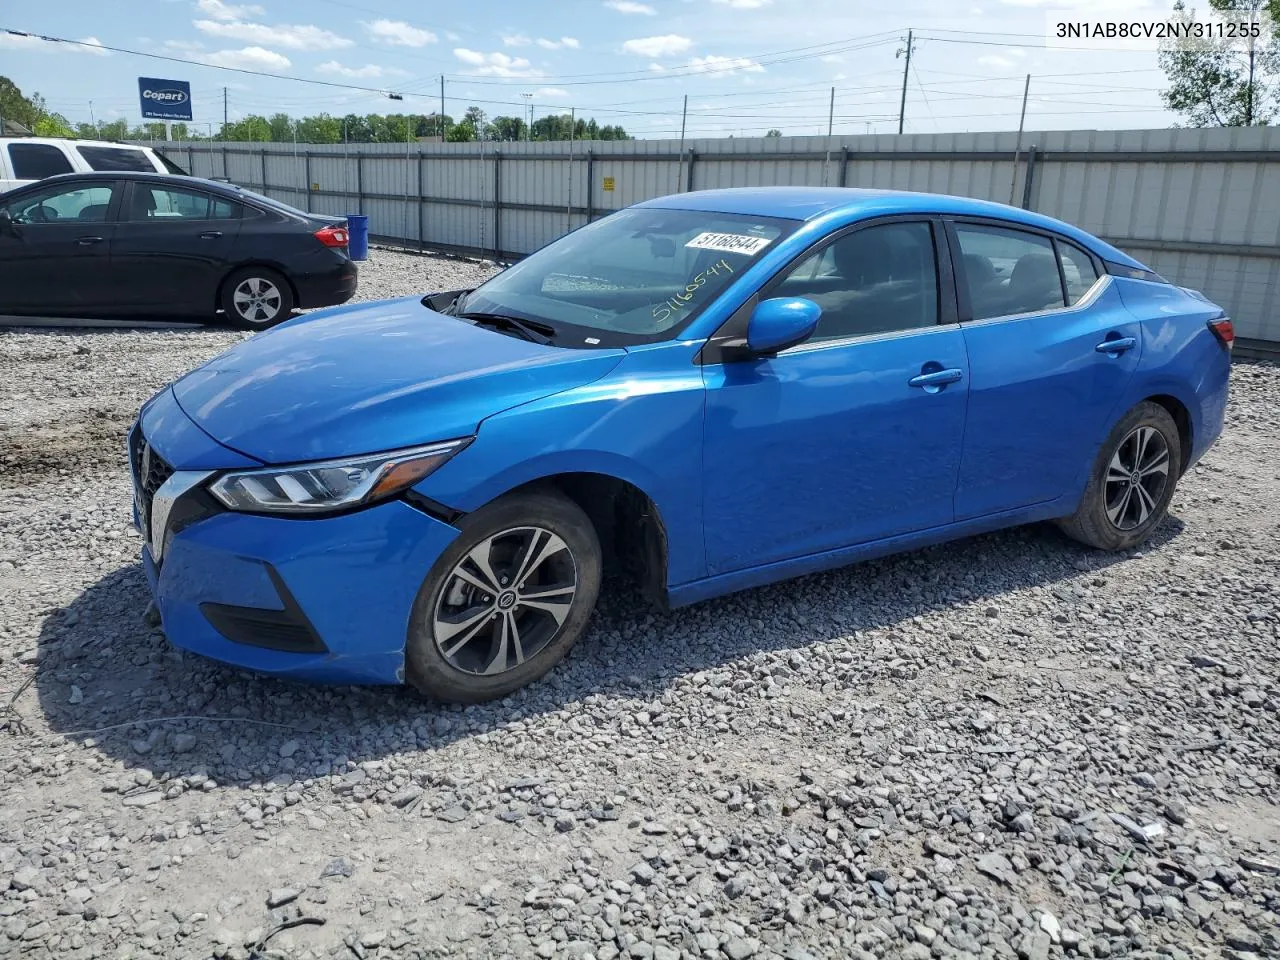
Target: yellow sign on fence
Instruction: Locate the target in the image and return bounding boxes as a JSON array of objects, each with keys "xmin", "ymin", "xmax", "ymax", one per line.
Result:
[{"xmin": 602, "ymin": 176, "xmax": 615, "ymax": 192}]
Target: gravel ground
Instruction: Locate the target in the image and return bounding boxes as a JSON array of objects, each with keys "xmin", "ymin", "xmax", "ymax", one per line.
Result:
[{"xmin": 1, "ymin": 248, "xmax": 1278, "ymax": 960}]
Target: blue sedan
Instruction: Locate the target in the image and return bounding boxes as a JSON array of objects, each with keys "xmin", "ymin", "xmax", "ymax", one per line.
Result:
[{"xmin": 129, "ymin": 187, "xmax": 1232, "ymax": 702}]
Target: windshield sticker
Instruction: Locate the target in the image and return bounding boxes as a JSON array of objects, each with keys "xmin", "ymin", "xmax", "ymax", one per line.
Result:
[
  {"xmin": 651, "ymin": 258, "xmax": 734, "ymax": 324},
  {"xmin": 685, "ymin": 232, "xmax": 772, "ymax": 255}
]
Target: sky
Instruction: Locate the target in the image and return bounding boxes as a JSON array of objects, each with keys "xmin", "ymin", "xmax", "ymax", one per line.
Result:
[{"xmin": 0, "ymin": 0, "xmax": 1206, "ymax": 140}]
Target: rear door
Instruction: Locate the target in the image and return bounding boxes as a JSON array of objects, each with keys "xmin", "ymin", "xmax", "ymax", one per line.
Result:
[
  {"xmin": 109, "ymin": 181, "xmax": 241, "ymax": 314},
  {"xmin": 0, "ymin": 179, "xmax": 121, "ymax": 313},
  {"xmin": 948, "ymin": 218, "xmax": 1143, "ymax": 519}
]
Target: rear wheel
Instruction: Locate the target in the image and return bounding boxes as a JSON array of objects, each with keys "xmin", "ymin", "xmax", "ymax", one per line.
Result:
[
  {"xmin": 1058, "ymin": 401, "xmax": 1181, "ymax": 551},
  {"xmin": 220, "ymin": 267, "xmax": 294, "ymax": 330},
  {"xmin": 405, "ymin": 491, "xmax": 601, "ymax": 703}
]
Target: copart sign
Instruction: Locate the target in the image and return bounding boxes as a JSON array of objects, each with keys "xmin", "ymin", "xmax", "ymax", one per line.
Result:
[{"xmin": 138, "ymin": 77, "xmax": 193, "ymax": 121}]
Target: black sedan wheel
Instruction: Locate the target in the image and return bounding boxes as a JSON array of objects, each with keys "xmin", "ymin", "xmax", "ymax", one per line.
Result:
[
  {"xmin": 221, "ymin": 267, "xmax": 295, "ymax": 330},
  {"xmin": 405, "ymin": 490, "xmax": 601, "ymax": 703},
  {"xmin": 1058, "ymin": 401, "xmax": 1182, "ymax": 551}
]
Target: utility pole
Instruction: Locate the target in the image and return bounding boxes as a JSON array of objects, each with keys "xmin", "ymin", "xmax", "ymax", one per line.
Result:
[
  {"xmin": 222, "ymin": 86, "xmax": 228, "ymax": 137},
  {"xmin": 676, "ymin": 94, "xmax": 688, "ymax": 192},
  {"xmin": 823, "ymin": 86, "xmax": 835, "ymax": 186},
  {"xmin": 88, "ymin": 99, "xmax": 96, "ymax": 132},
  {"xmin": 1009, "ymin": 73, "xmax": 1031, "ymax": 205},
  {"xmin": 567, "ymin": 106, "xmax": 575, "ymax": 232},
  {"xmin": 521, "ymin": 93, "xmax": 533, "ymax": 141},
  {"xmin": 440, "ymin": 75, "xmax": 447, "ymax": 140},
  {"xmin": 896, "ymin": 29, "xmax": 913, "ymax": 135}
]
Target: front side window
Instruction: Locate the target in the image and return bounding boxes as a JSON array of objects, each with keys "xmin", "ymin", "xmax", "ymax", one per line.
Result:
[
  {"xmin": 462, "ymin": 208, "xmax": 797, "ymax": 345},
  {"xmin": 1057, "ymin": 240, "xmax": 1100, "ymax": 304},
  {"xmin": 7, "ymin": 143, "xmax": 74, "ymax": 180},
  {"xmin": 2, "ymin": 183, "xmax": 116, "ymax": 223},
  {"xmin": 76, "ymin": 146, "xmax": 155, "ymax": 172},
  {"xmin": 124, "ymin": 185, "xmax": 232, "ymax": 220},
  {"xmin": 772, "ymin": 220, "xmax": 940, "ymax": 342},
  {"xmin": 953, "ymin": 223, "xmax": 1066, "ymax": 320}
]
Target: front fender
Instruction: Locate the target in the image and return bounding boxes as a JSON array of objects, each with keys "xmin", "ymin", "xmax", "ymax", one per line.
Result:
[{"xmin": 414, "ymin": 343, "xmax": 707, "ymax": 586}]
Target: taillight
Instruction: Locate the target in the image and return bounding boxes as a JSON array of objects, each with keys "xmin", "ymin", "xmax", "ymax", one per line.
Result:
[
  {"xmin": 1208, "ymin": 317, "xmax": 1234, "ymax": 351},
  {"xmin": 315, "ymin": 225, "xmax": 348, "ymax": 248}
]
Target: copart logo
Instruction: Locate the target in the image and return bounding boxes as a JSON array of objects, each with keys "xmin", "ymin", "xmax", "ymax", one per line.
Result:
[{"xmin": 143, "ymin": 89, "xmax": 188, "ymax": 104}]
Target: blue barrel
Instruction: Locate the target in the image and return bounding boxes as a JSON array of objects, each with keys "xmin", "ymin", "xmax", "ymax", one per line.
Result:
[{"xmin": 346, "ymin": 214, "xmax": 369, "ymax": 261}]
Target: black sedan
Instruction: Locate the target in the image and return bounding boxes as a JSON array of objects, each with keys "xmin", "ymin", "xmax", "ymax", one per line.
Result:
[{"xmin": 0, "ymin": 172, "xmax": 357, "ymax": 328}]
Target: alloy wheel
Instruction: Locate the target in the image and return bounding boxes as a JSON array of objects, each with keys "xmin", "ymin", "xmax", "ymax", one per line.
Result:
[
  {"xmin": 432, "ymin": 525, "xmax": 578, "ymax": 676},
  {"xmin": 232, "ymin": 277, "xmax": 282, "ymax": 325},
  {"xmin": 1104, "ymin": 425, "xmax": 1171, "ymax": 531}
]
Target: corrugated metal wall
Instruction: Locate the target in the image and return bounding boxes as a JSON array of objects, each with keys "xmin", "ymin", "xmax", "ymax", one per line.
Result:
[{"xmin": 153, "ymin": 127, "xmax": 1280, "ymax": 347}]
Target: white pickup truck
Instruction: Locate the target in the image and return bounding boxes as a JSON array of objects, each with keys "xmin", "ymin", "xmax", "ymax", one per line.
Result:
[{"xmin": 0, "ymin": 137, "xmax": 185, "ymax": 193}]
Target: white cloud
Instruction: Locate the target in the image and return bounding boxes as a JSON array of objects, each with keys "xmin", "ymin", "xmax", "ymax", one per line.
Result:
[
  {"xmin": 533, "ymin": 87, "xmax": 569, "ymax": 98},
  {"xmin": 316, "ymin": 60, "xmax": 409, "ymax": 79},
  {"xmin": 503, "ymin": 34, "xmax": 531, "ymax": 47},
  {"xmin": 203, "ymin": 45, "xmax": 291, "ymax": 69},
  {"xmin": 648, "ymin": 62, "xmax": 665, "ymax": 72},
  {"xmin": 194, "ymin": 0, "xmax": 265, "ymax": 21},
  {"xmin": 710, "ymin": 0, "xmax": 771, "ymax": 7},
  {"xmin": 0, "ymin": 33, "xmax": 110, "ymax": 55},
  {"xmin": 820, "ymin": 54, "xmax": 843, "ymax": 63},
  {"xmin": 622, "ymin": 34, "xmax": 692, "ymax": 57},
  {"xmin": 446, "ymin": 31, "xmax": 461, "ymax": 41},
  {"xmin": 194, "ymin": 19, "xmax": 353, "ymax": 50},
  {"xmin": 685, "ymin": 54, "xmax": 764, "ymax": 76},
  {"xmin": 605, "ymin": 0, "xmax": 656, "ymax": 12},
  {"xmin": 977, "ymin": 54, "xmax": 1017, "ymax": 68},
  {"xmin": 537, "ymin": 37, "xmax": 580, "ymax": 49},
  {"xmin": 452, "ymin": 48, "xmax": 542, "ymax": 77},
  {"xmin": 363, "ymin": 19, "xmax": 438, "ymax": 47}
]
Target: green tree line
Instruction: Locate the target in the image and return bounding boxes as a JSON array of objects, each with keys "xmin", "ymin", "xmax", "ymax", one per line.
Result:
[{"xmin": 2, "ymin": 77, "xmax": 629, "ymax": 143}]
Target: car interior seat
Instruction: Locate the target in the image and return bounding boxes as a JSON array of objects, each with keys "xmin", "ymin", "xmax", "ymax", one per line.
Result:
[{"xmin": 1005, "ymin": 252, "xmax": 1065, "ymax": 315}]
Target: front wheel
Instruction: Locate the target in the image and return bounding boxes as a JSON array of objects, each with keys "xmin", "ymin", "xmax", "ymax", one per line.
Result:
[
  {"xmin": 405, "ymin": 491, "xmax": 602, "ymax": 703},
  {"xmin": 220, "ymin": 266, "xmax": 294, "ymax": 330},
  {"xmin": 1058, "ymin": 401, "xmax": 1182, "ymax": 551}
]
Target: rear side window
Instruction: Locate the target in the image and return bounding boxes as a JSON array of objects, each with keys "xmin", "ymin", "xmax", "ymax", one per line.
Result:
[
  {"xmin": 76, "ymin": 146, "xmax": 156, "ymax": 172},
  {"xmin": 1057, "ymin": 241, "xmax": 1100, "ymax": 304},
  {"xmin": 154, "ymin": 152, "xmax": 188, "ymax": 175},
  {"xmin": 953, "ymin": 223, "xmax": 1066, "ymax": 320},
  {"xmin": 774, "ymin": 221, "xmax": 939, "ymax": 342},
  {"xmin": 124, "ymin": 184, "xmax": 240, "ymax": 220},
  {"xmin": 7, "ymin": 143, "xmax": 74, "ymax": 180}
]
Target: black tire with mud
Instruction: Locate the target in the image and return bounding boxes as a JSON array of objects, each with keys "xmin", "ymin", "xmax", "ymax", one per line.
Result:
[
  {"xmin": 1058, "ymin": 401, "xmax": 1182, "ymax": 551},
  {"xmin": 405, "ymin": 490, "xmax": 601, "ymax": 704}
]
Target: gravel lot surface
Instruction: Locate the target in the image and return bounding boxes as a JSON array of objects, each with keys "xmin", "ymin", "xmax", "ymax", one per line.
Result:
[{"xmin": 1, "ymin": 249, "xmax": 1278, "ymax": 960}]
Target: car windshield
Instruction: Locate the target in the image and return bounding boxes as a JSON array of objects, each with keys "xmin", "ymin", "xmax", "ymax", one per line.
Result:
[{"xmin": 459, "ymin": 208, "xmax": 798, "ymax": 346}]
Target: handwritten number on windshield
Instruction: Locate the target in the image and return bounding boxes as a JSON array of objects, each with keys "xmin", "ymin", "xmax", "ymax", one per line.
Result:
[{"xmin": 651, "ymin": 258, "xmax": 733, "ymax": 325}]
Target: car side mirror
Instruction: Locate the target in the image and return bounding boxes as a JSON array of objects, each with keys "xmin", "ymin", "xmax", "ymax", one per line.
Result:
[
  {"xmin": 0, "ymin": 210, "xmax": 16, "ymax": 237},
  {"xmin": 746, "ymin": 296, "xmax": 821, "ymax": 356}
]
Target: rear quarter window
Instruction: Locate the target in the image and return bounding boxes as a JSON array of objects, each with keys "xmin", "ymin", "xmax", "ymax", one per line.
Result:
[
  {"xmin": 76, "ymin": 146, "xmax": 157, "ymax": 173},
  {"xmin": 7, "ymin": 143, "xmax": 75, "ymax": 180}
]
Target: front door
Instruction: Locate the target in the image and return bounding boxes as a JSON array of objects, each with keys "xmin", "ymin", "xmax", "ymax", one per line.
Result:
[
  {"xmin": 701, "ymin": 218, "xmax": 970, "ymax": 576},
  {"xmin": 0, "ymin": 180, "xmax": 120, "ymax": 314}
]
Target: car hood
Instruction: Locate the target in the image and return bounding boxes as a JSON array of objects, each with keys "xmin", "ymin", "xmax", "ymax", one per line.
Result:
[{"xmin": 171, "ymin": 296, "xmax": 626, "ymax": 464}]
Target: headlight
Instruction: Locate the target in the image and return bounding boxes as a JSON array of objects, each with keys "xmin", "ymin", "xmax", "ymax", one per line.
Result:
[{"xmin": 207, "ymin": 438, "xmax": 470, "ymax": 515}]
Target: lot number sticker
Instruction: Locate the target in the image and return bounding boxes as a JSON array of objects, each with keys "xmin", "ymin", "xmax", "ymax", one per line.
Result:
[{"xmin": 685, "ymin": 231, "xmax": 771, "ymax": 255}]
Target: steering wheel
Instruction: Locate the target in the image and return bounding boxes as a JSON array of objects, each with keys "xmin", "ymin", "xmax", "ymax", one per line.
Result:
[{"xmin": 27, "ymin": 203, "xmax": 59, "ymax": 223}]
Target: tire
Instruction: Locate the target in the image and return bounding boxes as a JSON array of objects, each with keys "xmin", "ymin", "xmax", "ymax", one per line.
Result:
[
  {"xmin": 220, "ymin": 266, "xmax": 294, "ymax": 330},
  {"xmin": 405, "ymin": 490, "xmax": 602, "ymax": 703},
  {"xmin": 1058, "ymin": 401, "xmax": 1182, "ymax": 551}
]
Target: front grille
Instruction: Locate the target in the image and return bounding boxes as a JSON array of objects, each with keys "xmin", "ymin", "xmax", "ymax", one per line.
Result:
[{"xmin": 129, "ymin": 425, "xmax": 174, "ymax": 538}]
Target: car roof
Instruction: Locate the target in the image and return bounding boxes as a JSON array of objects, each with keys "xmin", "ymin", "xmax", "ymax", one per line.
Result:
[
  {"xmin": 639, "ymin": 187, "xmax": 1147, "ymax": 270},
  {"xmin": 20, "ymin": 170, "xmax": 244, "ymax": 196},
  {"xmin": 0, "ymin": 136, "xmax": 161, "ymax": 151}
]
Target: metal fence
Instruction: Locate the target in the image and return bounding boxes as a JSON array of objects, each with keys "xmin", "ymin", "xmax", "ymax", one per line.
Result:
[{"xmin": 152, "ymin": 127, "xmax": 1280, "ymax": 351}]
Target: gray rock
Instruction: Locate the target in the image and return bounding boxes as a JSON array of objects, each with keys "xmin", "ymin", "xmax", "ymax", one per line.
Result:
[
  {"xmin": 723, "ymin": 938, "xmax": 759, "ymax": 960},
  {"xmin": 266, "ymin": 888, "xmax": 299, "ymax": 908}
]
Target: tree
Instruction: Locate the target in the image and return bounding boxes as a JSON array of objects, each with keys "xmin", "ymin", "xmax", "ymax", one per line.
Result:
[
  {"xmin": 447, "ymin": 119, "xmax": 477, "ymax": 142},
  {"xmin": 766, "ymin": 128, "xmax": 782, "ymax": 137},
  {"xmin": 268, "ymin": 113, "xmax": 294, "ymax": 142},
  {"xmin": 1159, "ymin": 0, "xmax": 1280, "ymax": 126},
  {"xmin": 490, "ymin": 115, "xmax": 527, "ymax": 141}
]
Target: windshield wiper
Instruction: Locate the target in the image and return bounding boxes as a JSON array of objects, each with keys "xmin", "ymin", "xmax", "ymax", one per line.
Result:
[{"xmin": 457, "ymin": 312, "xmax": 555, "ymax": 345}]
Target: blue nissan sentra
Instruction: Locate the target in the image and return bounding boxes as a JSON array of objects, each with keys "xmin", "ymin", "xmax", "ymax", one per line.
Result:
[{"xmin": 129, "ymin": 187, "xmax": 1232, "ymax": 702}]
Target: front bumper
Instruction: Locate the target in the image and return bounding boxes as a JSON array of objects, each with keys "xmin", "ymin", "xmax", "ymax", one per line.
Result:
[
  {"xmin": 132, "ymin": 390, "xmax": 459, "ymax": 685},
  {"xmin": 140, "ymin": 501, "xmax": 458, "ymax": 684}
]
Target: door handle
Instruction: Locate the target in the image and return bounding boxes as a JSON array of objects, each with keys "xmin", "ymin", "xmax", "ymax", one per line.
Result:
[
  {"xmin": 1095, "ymin": 336, "xmax": 1137, "ymax": 354},
  {"xmin": 908, "ymin": 368, "xmax": 963, "ymax": 391},
  {"xmin": 200, "ymin": 231, "xmax": 223, "ymax": 240},
  {"xmin": 75, "ymin": 236, "xmax": 104, "ymax": 246}
]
